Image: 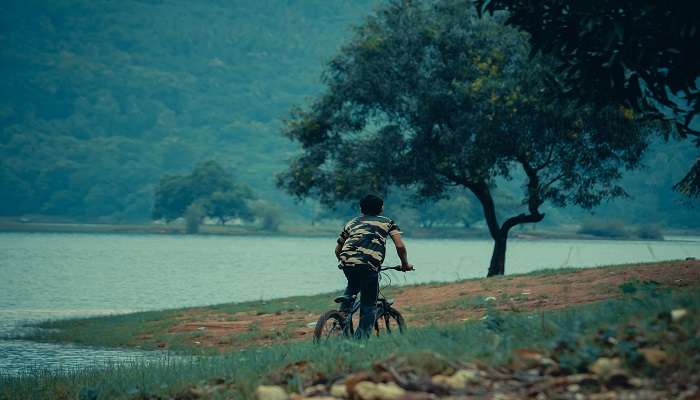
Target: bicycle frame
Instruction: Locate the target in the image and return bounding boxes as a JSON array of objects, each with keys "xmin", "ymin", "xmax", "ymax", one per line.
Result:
[{"xmin": 340, "ymin": 266, "xmax": 401, "ymax": 334}]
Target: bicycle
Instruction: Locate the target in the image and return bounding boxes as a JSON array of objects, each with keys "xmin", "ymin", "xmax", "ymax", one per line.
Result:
[{"xmin": 313, "ymin": 265, "xmax": 411, "ymax": 342}]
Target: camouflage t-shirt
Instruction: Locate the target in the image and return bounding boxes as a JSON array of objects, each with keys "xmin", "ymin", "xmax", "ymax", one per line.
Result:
[{"xmin": 337, "ymin": 215, "xmax": 400, "ymax": 271}]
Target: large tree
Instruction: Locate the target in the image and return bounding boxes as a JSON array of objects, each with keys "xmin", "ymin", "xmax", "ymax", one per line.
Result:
[
  {"xmin": 476, "ymin": 0, "xmax": 700, "ymax": 197},
  {"xmin": 278, "ymin": 0, "xmax": 649, "ymax": 276}
]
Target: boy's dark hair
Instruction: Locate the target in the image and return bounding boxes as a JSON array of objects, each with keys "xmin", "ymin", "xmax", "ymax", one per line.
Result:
[{"xmin": 360, "ymin": 194, "xmax": 383, "ymax": 216}]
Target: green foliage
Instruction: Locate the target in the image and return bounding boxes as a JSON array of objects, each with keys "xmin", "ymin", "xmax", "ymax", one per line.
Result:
[
  {"xmin": 152, "ymin": 161, "xmax": 254, "ymax": 224},
  {"xmin": 206, "ymin": 189, "xmax": 254, "ymax": 225},
  {"xmin": 674, "ymin": 158, "xmax": 700, "ymax": 198},
  {"xmin": 184, "ymin": 203, "xmax": 205, "ymax": 234},
  {"xmin": 477, "ymin": 0, "xmax": 700, "ymax": 197},
  {"xmin": 277, "ymin": 0, "xmax": 650, "ymax": 274},
  {"xmin": 251, "ymin": 200, "xmax": 283, "ymax": 231},
  {"xmin": 477, "ymin": 0, "xmax": 699, "ymax": 135},
  {"xmin": 279, "ymin": 1, "xmax": 647, "ymax": 209}
]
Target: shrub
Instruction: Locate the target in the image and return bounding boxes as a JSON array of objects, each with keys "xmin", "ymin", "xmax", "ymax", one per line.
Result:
[
  {"xmin": 577, "ymin": 219, "xmax": 630, "ymax": 238},
  {"xmin": 634, "ymin": 224, "xmax": 664, "ymax": 240},
  {"xmin": 184, "ymin": 203, "xmax": 205, "ymax": 234}
]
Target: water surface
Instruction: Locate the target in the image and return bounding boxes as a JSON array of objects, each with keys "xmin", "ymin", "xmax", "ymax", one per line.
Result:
[{"xmin": 1, "ymin": 232, "xmax": 699, "ymax": 375}]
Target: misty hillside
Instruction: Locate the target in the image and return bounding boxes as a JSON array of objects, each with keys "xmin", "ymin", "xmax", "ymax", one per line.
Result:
[
  {"xmin": 1, "ymin": 0, "xmax": 698, "ymax": 228},
  {"xmin": 0, "ymin": 0, "xmax": 377, "ymax": 220}
]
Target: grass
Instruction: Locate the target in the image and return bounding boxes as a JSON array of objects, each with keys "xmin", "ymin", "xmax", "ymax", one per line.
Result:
[
  {"xmin": 2, "ymin": 283, "xmax": 699, "ymax": 400},
  {"xmin": 16, "ymin": 260, "xmax": 690, "ymax": 354},
  {"xmin": 18, "ymin": 293, "xmax": 339, "ymax": 353}
]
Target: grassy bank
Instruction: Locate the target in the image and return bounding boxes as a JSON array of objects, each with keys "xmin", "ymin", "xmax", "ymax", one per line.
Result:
[
  {"xmin": 16, "ymin": 260, "xmax": 700, "ymax": 355},
  {"xmin": 2, "ymin": 280, "xmax": 699, "ymax": 399}
]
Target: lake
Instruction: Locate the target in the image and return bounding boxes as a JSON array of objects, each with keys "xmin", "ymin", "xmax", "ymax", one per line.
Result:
[{"xmin": 1, "ymin": 232, "xmax": 699, "ymax": 375}]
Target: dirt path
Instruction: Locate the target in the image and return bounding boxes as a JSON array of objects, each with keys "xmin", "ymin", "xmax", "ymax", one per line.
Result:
[{"xmin": 163, "ymin": 260, "xmax": 700, "ymax": 351}]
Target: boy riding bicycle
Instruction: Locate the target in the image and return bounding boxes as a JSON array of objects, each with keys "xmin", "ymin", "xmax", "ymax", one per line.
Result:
[{"xmin": 335, "ymin": 194, "xmax": 414, "ymax": 339}]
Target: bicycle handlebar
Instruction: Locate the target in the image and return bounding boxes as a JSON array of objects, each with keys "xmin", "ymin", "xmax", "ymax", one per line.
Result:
[{"xmin": 380, "ymin": 265, "xmax": 415, "ymax": 272}]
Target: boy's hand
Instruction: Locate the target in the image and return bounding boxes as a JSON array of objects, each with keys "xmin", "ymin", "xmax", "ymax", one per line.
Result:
[{"xmin": 400, "ymin": 264, "xmax": 415, "ymax": 271}]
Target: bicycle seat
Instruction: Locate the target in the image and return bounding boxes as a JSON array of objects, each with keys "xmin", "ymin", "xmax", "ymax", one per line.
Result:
[{"xmin": 334, "ymin": 295, "xmax": 356, "ymax": 304}]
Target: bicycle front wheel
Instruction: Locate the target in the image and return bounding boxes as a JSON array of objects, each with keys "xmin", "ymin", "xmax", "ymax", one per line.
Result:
[
  {"xmin": 374, "ymin": 307, "xmax": 406, "ymax": 336},
  {"xmin": 313, "ymin": 310, "xmax": 348, "ymax": 342}
]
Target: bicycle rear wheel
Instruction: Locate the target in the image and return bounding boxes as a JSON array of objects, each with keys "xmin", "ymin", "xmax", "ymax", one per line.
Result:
[
  {"xmin": 374, "ymin": 307, "xmax": 405, "ymax": 336},
  {"xmin": 313, "ymin": 310, "xmax": 349, "ymax": 342}
]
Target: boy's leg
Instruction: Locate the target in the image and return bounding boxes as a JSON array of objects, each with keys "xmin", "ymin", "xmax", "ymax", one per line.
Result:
[
  {"xmin": 340, "ymin": 268, "xmax": 360, "ymax": 315},
  {"xmin": 355, "ymin": 267, "xmax": 379, "ymax": 339}
]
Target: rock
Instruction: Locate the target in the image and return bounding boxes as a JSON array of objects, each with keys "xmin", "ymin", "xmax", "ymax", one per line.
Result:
[
  {"xmin": 588, "ymin": 357, "xmax": 622, "ymax": 378},
  {"xmin": 188, "ymin": 386, "xmax": 207, "ymax": 397},
  {"xmin": 330, "ymin": 384, "xmax": 348, "ymax": 398},
  {"xmin": 638, "ymin": 348, "xmax": 668, "ymax": 366},
  {"xmin": 511, "ymin": 349, "xmax": 551, "ymax": 369},
  {"xmin": 397, "ymin": 392, "xmax": 436, "ymax": 400},
  {"xmin": 299, "ymin": 397, "xmax": 337, "ymax": 400},
  {"xmin": 629, "ymin": 377, "xmax": 645, "ymax": 387},
  {"xmin": 344, "ymin": 372, "xmax": 372, "ymax": 395},
  {"xmin": 492, "ymin": 394, "xmax": 516, "ymax": 400},
  {"xmin": 256, "ymin": 385, "xmax": 289, "ymax": 400},
  {"xmin": 354, "ymin": 382, "xmax": 405, "ymax": 400},
  {"xmin": 302, "ymin": 384, "xmax": 328, "ymax": 397},
  {"xmin": 589, "ymin": 393, "xmax": 617, "ymax": 400},
  {"xmin": 606, "ymin": 372, "xmax": 631, "ymax": 388},
  {"xmin": 671, "ymin": 308, "xmax": 688, "ymax": 322},
  {"xmin": 430, "ymin": 369, "xmax": 478, "ymax": 390},
  {"xmin": 565, "ymin": 374, "xmax": 600, "ymax": 391},
  {"xmin": 566, "ymin": 384, "xmax": 581, "ymax": 392}
]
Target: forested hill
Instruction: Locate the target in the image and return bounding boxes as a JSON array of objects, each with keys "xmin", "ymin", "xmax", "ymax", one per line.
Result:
[
  {"xmin": 0, "ymin": 0, "xmax": 377, "ymax": 221},
  {"xmin": 1, "ymin": 0, "xmax": 698, "ymax": 229}
]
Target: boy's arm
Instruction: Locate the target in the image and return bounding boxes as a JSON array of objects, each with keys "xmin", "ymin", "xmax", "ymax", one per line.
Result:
[
  {"xmin": 390, "ymin": 232, "xmax": 413, "ymax": 270},
  {"xmin": 336, "ymin": 227, "xmax": 349, "ymax": 261},
  {"xmin": 335, "ymin": 239, "xmax": 345, "ymax": 260}
]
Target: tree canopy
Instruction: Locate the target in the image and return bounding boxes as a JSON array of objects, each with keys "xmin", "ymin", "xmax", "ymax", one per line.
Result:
[
  {"xmin": 278, "ymin": 0, "xmax": 649, "ymax": 275},
  {"xmin": 153, "ymin": 161, "xmax": 254, "ymax": 224},
  {"xmin": 476, "ymin": 0, "xmax": 700, "ymax": 197}
]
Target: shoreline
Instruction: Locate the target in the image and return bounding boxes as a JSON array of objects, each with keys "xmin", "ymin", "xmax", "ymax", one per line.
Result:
[
  {"xmin": 2, "ymin": 219, "xmax": 697, "ymax": 241},
  {"xmin": 18, "ymin": 259, "xmax": 700, "ymax": 354}
]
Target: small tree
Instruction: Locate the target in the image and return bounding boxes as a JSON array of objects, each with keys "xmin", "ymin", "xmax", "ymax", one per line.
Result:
[
  {"xmin": 152, "ymin": 174, "xmax": 192, "ymax": 222},
  {"xmin": 205, "ymin": 190, "xmax": 254, "ymax": 225},
  {"xmin": 277, "ymin": 1, "xmax": 649, "ymax": 276},
  {"xmin": 184, "ymin": 202, "xmax": 205, "ymax": 234},
  {"xmin": 152, "ymin": 160, "xmax": 255, "ymax": 224},
  {"xmin": 252, "ymin": 200, "xmax": 283, "ymax": 232}
]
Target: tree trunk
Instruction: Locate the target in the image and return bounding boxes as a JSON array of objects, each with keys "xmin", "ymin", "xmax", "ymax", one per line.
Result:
[{"xmin": 488, "ymin": 234, "xmax": 507, "ymax": 277}]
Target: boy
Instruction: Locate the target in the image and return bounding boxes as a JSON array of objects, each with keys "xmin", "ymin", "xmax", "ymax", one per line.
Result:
[{"xmin": 335, "ymin": 194, "xmax": 413, "ymax": 339}]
